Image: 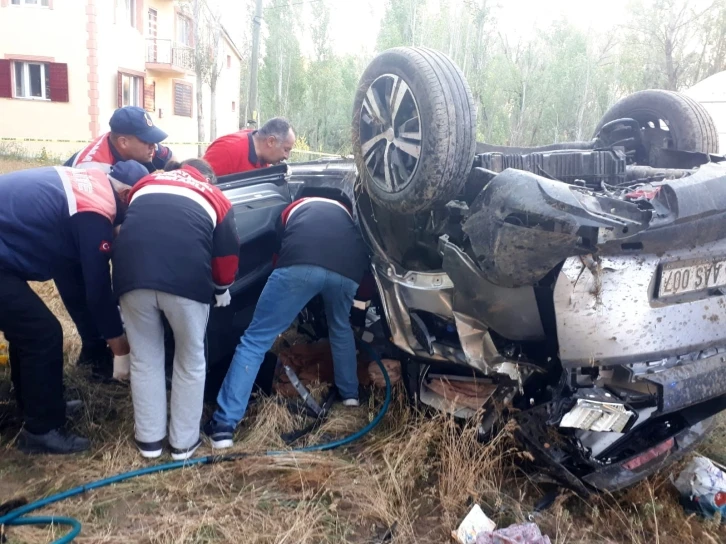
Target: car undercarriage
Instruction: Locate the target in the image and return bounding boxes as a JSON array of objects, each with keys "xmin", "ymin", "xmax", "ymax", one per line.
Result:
[{"xmin": 205, "ymin": 46, "xmax": 726, "ymax": 494}]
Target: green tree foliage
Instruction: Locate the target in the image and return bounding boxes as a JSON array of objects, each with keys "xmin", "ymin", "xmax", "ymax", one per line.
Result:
[{"xmin": 247, "ymin": 0, "xmax": 726, "ymax": 154}]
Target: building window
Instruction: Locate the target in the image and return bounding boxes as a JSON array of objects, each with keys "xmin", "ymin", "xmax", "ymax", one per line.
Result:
[
  {"xmin": 125, "ymin": 0, "xmax": 136, "ymax": 27},
  {"xmin": 14, "ymin": 61, "xmax": 50, "ymax": 100},
  {"xmin": 119, "ymin": 72, "xmax": 142, "ymax": 107},
  {"xmin": 232, "ymin": 101, "xmax": 236, "ymax": 112},
  {"xmin": 227, "ymin": 55, "xmax": 231, "ymax": 69},
  {"xmin": 173, "ymin": 81, "xmax": 192, "ymax": 117},
  {"xmin": 1, "ymin": 60, "xmax": 67, "ymax": 102},
  {"xmin": 11, "ymin": 0, "xmax": 50, "ymax": 6},
  {"xmin": 176, "ymin": 14, "xmax": 192, "ymax": 47}
]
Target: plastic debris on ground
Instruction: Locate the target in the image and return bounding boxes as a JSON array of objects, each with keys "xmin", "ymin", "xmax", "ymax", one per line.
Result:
[
  {"xmin": 475, "ymin": 522, "xmax": 552, "ymax": 544},
  {"xmin": 452, "ymin": 504, "xmax": 497, "ymax": 544},
  {"xmin": 427, "ymin": 377, "xmax": 498, "ymax": 410},
  {"xmin": 674, "ymin": 455, "xmax": 726, "ymax": 519}
]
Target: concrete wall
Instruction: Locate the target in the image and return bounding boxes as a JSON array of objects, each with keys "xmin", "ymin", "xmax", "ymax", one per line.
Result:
[
  {"xmin": 96, "ymin": 0, "xmax": 147, "ymax": 134},
  {"xmin": 208, "ymin": 36, "xmax": 242, "ymax": 140},
  {"xmin": 0, "ymin": 0, "xmax": 90, "ymax": 159},
  {"xmin": 0, "ymin": 0, "xmax": 242, "ymax": 161}
]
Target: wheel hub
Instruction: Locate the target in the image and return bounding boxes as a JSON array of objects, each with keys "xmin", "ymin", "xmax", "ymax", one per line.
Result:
[{"xmin": 359, "ymin": 74, "xmax": 422, "ymax": 194}]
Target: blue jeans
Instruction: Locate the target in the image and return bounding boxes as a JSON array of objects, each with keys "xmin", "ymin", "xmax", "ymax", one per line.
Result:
[{"xmin": 213, "ymin": 265, "xmax": 360, "ymax": 429}]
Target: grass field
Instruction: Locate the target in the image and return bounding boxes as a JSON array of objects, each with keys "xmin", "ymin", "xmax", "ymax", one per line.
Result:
[{"xmin": 1, "ymin": 157, "xmax": 726, "ymax": 543}]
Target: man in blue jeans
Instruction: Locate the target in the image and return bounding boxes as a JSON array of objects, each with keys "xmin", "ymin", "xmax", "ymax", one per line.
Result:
[{"xmin": 204, "ymin": 194, "xmax": 369, "ymax": 449}]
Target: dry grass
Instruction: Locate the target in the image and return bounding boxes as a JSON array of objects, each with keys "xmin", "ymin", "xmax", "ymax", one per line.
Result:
[
  {"xmin": 2, "ymin": 156, "xmax": 726, "ymax": 543},
  {"xmin": 0, "ymin": 157, "xmax": 56, "ymax": 175}
]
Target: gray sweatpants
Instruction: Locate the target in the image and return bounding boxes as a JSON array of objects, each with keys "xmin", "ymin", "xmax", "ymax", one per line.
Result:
[{"xmin": 119, "ymin": 290, "xmax": 209, "ymax": 450}]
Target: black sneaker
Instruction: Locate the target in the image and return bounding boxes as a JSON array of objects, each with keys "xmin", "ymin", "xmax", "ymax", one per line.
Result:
[
  {"xmin": 135, "ymin": 438, "xmax": 164, "ymax": 459},
  {"xmin": 17, "ymin": 428, "xmax": 90, "ymax": 455},
  {"xmin": 170, "ymin": 438, "xmax": 202, "ymax": 461},
  {"xmin": 203, "ymin": 419, "xmax": 234, "ymax": 450}
]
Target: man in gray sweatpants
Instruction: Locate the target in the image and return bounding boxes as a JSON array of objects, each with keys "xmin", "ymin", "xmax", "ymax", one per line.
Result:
[
  {"xmin": 112, "ymin": 159, "xmax": 239, "ymax": 460},
  {"xmin": 119, "ymin": 291, "xmax": 209, "ymax": 454}
]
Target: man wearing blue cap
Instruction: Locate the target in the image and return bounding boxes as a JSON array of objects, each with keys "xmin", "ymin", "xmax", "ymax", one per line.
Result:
[
  {"xmin": 66, "ymin": 106, "xmax": 174, "ymax": 174},
  {"xmin": 0, "ymin": 160, "xmax": 148, "ymax": 454},
  {"xmin": 63, "ymin": 107, "xmax": 175, "ymax": 375}
]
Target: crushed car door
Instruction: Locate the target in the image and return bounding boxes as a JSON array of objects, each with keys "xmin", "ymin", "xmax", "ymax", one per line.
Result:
[{"xmin": 217, "ymin": 164, "xmax": 293, "ymax": 295}]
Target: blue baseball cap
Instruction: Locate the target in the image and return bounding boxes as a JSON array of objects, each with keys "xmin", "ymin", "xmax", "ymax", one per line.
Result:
[
  {"xmin": 109, "ymin": 106, "xmax": 168, "ymax": 144},
  {"xmin": 109, "ymin": 160, "xmax": 149, "ymax": 186}
]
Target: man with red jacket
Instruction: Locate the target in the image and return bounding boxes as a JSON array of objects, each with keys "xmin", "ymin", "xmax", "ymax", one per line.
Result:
[
  {"xmin": 112, "ymin": 159, "xmax": 239, "ymax": 460},
  {"xmin": 203, "ymin": 117, "xmax": 296, "ymax": 177},
  {"xmin": 64, "ymin": 106, "xmax": 175, "ymax": 377}
]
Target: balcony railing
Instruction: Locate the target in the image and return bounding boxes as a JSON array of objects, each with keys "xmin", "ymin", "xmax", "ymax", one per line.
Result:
[{"xmin": 146, "ymin": 39, "xmax": 194, "ymax": 72}]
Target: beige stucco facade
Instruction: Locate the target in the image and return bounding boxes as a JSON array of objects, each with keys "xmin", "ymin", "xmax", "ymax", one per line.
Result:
[
  {"xmin": 0, "ymin": 0, "xmax": 242, "ymax": 161},
  {"xmin": 0, "ymin": 0, "xmax": 89, "ymax": 158}
]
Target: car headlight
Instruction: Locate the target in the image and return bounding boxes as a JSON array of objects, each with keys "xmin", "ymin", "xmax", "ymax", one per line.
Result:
[{"xmin": 559, "ymin": 399, "xmax": 635, "ymax": 433}]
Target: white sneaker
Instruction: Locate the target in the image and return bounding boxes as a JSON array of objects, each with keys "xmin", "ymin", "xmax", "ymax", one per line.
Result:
[
  {"xmin": 342, "ymin": 398, "xmax": 360, "ymax": 407},
  {"xmin": 135, "ymin": 438, "xmax": 163, "ymax": 459},
  {"xmin": 170, "ymin": 438, "xmax": 202, "ymax": 461}
]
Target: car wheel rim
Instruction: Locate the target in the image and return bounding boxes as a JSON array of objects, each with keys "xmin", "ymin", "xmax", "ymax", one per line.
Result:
[{"xmin": 359, "ymin": 74, "xmax": 421, "ymax": 194}]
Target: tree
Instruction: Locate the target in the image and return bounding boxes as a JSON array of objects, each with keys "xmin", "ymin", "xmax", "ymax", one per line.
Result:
[
  {"xmin": 258, "ymin": 0, "xmax": 306, "ymax": 123},
  {"xmin": 377, "ymin": 0, "xmax": 426, "ymax": 50},
  {"xmin": 619, "ymin": 0, "xmax": 719, "ymax": 91},
  {"xmin": 201, "ymin": 10, "xmax": 225, "ymax": 141},
  {"xmin": 192, "ymin": 0, "xmax": 205, "ymax": 157}
]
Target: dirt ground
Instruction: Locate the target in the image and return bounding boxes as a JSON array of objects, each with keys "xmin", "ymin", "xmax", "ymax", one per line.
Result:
[{"xmin": 2, "ymin": 157, "xmax": 726, "ymax": 543}]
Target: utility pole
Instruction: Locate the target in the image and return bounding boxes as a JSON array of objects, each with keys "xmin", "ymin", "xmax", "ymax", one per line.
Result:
[{"xmin": 246, "ymin": 0, "xmax": 263, "ymax": 129}]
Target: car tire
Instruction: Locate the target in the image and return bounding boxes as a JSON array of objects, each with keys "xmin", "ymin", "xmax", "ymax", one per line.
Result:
[
  {"xmin": 352, "ymin": 47, "xmax": 477, "ymax": 214},
  {"xmin": 594, "ymin": 89, "xmax": 719, "ymax": 154}
]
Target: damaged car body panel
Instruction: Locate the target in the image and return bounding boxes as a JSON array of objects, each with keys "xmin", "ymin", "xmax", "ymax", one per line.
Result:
[
  {"xmin": 357, "ymin": 150, "xmax": 726, "ymax": 494},
  {"xmin": 554, "ymin": 240, "xmax": 726, "ymax": 367},
  {"xmin": 462, "ymin": 168, "xmax": 653, "ymax": 289},
  {"xmin": 206, "ymin": 49, "xmax": 726, "ymax": 496}
]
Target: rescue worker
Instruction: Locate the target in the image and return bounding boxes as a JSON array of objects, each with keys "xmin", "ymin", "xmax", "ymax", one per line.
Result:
[
  {"xmin": 202, "ymin": 117, "xmax": 296, "ymax": 177},
  {"xmin": 0, "ymin": 160, "xmax": 148, "ymax": 454},
  {"xmin": 63, "ymin": 106, "xmax": 175, "ymax": 378},
  {"xmin": 112, "ymin": 159, "xmax": 239, "ymax": 460},
  {"xmin": 66, "ymin": 106, "xmax": 174, "ymax": 174},
  {"xmin": 203, "ymin": 193, "xmax": 369, "ymax": 449}
]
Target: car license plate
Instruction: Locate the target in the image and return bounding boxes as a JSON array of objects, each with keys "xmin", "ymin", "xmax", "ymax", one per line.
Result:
[{"xmin": 659, "ymin": 258, "xmax": 726, "ymax": 298}]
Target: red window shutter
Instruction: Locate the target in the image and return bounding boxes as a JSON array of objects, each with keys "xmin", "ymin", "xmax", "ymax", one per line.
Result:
[
  {"xmin": 0, "ymin": 59, "xmax": 12, "ymax": 99},
  {"xmin": 144, "ymin": 79, "xmax": 155, "ymax": 112},
  {"xmin": 48, "ymin": 62, "xmax": 69, "ymax": 102},
  {"xmin": 117, "ymin": 71, "xmax": 123, "ymax": 108}
]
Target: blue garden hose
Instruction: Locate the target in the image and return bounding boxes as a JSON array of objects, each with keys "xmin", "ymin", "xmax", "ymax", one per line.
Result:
[{"xmin": 0, "ymin": 342, "xmax": 391, "ymax": 544}]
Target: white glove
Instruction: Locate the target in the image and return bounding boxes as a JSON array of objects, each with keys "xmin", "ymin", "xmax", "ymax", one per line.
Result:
[
  {"xmin": 215, "ymin": 290, "xmax": 231, "ymax": 308},
  {"xmin": 113, "ymin": 354, "xmax": 131, "ymax": 381}
]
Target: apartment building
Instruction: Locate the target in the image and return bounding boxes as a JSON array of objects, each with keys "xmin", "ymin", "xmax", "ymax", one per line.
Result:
[{"xmin": 0, "ymin": 0, "xmax": 242, "ymax": 160}]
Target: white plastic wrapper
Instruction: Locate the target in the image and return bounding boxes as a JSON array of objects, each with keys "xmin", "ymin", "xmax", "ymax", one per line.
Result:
[
  {"xmin": 674, "ymin": 456, "xmax": 726, "ymax": 499},
  {"xmin": 113, "ymin": 354, "xmax": 131, "ymax": 381},
  {"xmin": 453, "ymin": 504, "xmax": 497, "ymax": 544}
]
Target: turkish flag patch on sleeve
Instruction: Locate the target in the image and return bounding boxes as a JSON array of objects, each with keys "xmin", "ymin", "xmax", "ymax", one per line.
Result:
[{"xmin": 99, "ymin": 241, "xmax": 112, "ymax": 253}]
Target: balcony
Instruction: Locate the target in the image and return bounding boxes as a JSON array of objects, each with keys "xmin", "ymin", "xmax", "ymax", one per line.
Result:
[{"xmin": 146, "ymin": 39, "xmax": 194, "ymax": 75}]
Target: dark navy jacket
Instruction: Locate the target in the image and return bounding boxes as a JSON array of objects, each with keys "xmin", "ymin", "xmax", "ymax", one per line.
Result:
[
  {"xmin": 276, "ymin": 198, "xmax": 369, "ymax": 284},
  {"xmin": 112, "ymin": 166, "xmax": 240, "ymax": 304},
  {"xmin": 0, "ymin": 166, "xmax": 124, "ymax": 338}
]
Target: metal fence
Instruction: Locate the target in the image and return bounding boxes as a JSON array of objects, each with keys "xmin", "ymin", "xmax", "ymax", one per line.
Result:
[{"xmin": 146, "ymin": 39, "xmax": 194, "ymax": 71}]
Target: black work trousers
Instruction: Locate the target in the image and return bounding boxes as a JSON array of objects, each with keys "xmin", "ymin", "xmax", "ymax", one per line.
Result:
[
  {"xmin": 0, "ymin": 269, "xmax": 65, "ymax": 434},
  {"xmin": 55, "ymin": 263, "xmax": 107, "ymax": 355}
]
